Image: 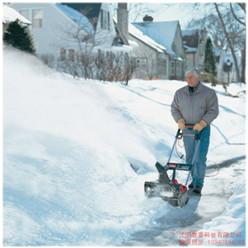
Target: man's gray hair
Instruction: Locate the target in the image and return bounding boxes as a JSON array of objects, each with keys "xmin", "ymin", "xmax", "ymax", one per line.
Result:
[{"xmin": 185, "ymin": 68, "xmax": 200, "ymax": 78}]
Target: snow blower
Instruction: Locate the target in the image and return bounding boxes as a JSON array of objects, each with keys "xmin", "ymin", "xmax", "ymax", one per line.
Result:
[{"xmin": 144, "ymin": 126, "xmax": 201, "ymax": 208}]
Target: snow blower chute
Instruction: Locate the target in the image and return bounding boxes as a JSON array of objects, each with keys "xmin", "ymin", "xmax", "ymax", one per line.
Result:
[{"xmin": 144, "ymin": 126, "xmax": 201, "ymax": 208}]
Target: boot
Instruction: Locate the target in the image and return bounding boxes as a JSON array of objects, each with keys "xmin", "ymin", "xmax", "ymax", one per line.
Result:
[
  {"xmin": 193, "ymin": 186, "xmax": 202, "ymax": 195},
  {"xmin": 188, "ymin": 182, "xmax": 194, "ymax": 189}
]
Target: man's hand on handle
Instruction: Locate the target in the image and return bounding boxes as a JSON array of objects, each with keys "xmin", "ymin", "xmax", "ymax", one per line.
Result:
[
  {"xmin": 177, "ymin": 118, "xmax": 185, "ymax": 130},
  {"xmin": 193, "ymin": 120, "xmax": 207, "ymax": 132}
]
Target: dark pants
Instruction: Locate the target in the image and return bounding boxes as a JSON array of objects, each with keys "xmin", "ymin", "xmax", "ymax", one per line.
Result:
[{"xmin": 183, "ymin": 126, "xmax": 210, "ymax": 188}]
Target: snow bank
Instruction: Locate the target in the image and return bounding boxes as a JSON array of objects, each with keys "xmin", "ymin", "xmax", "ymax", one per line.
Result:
[{"xmin": 3, "ymin": 47, "xmax": 159, "ymax": 245}]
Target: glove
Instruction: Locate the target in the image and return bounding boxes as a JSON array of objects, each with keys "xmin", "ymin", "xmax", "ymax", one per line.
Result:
[
  {"xmin": 193, "ymin": 120, "xmax": 207, "ymax": 132},
  {"xmin": 177, "ymin": 118, "xmax": 185, "ymax": 130}
]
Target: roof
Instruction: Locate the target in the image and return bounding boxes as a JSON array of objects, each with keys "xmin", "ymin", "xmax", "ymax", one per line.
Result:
[
  {"xmin": 56, "ymin": 3, "xmax": 94, "ymax": 33},
  {"xmin": 129, "ymin": 23, "xmax": 165, "ymax": 53},
  {"xmin": 184, "ymin": 45, "xmax": 197, "ymax": 53},
  {"xmin": 3, "ymin": 4, "xmax": 31, "ymax": 25},
  {"xmin": 59, "ymin": 3, "xmax": 101, "ymax": 30},
  {"xmin": 132, "ymin": 20, "xmax": 179, "ymax": 56},
  {"xmin": 182, "ymin": 29, "xmax": 199, "ymax": 53}
]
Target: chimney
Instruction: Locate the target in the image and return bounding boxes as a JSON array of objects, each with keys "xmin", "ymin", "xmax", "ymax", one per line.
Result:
[
  {"xmin": 117, "ymin": 3, "xmax": 129, "ymax": 45},
  {"xmin": 143, "ymin": 15, "xmax": 153, "ymax": 22}
]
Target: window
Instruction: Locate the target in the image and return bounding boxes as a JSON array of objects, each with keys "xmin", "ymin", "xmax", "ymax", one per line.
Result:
[
  {"xmin": 32, "ymin": 9, "xmax": 43, "ymax": 28},
  {"xmin": 176, "ymin": 61, "xmax": 181, "ymax": 76},
  {"xmin": 100, "ymin": 10, "xmax": 104, "ymax": 29},
  {"xmin": 199, "ymin": 43, "xmax": 204, "ymax": 56},
  {"xmin": 107, "ymin": 12, "xmax": 110, "ymax": 30},
  {"xmin": 136, "ymin": 57, "xmax": 147, "ymax": 67},
  {"xmin": 158, "ymin": 58, "xmax": 167, "ymax": 77},
  {"xmin": 19, "ymin": 9, "xmax": 30, "ymax": 20},
  {"xmin": 100, "ymin": 9, "xmax": 110, "ymax": 30},
  {"xmin": 60, "ymin": 48, "xmax": 66, "ymax": 60},
  {"xmin": 170, "ymin": 61, "xmax": 175, "ymax": 75},
  {"xmin": 68, "ymin": 49, "xmax": 75, "ymax": 61}
]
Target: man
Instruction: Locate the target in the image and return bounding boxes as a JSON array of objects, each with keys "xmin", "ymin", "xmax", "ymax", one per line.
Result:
[{"xmin": 171, "ymin": 69, "xmax": 219, "ymax": 194}]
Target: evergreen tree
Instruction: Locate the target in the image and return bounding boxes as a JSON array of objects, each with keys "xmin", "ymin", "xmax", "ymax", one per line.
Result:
[
  {"xmin": 204, "ymin": 38, "xmax": 216, "ymax": 75},
  {"xmin": 3, "ymin": 20, "xmax": 35, "ymax": 54}
]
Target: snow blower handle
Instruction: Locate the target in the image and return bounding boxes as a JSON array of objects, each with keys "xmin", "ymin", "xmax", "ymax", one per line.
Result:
[
  {"xmin": 177, "ymin": 124, "xmax": 201, "ymax": 140},
  {"xmin": 185, "ymin": 125, "xmax": 201, "ymax": 140},
  {"xmin": 176, "ymin": 124, "xmax": 194, "ymax": 139}
]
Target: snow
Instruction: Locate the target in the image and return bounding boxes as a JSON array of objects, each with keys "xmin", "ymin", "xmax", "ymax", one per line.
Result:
[
  {"xmin": 129, "ymin": 23, "xmax": 165, "ymax": 53},
  {"xmin": 3, "ymin": 47, "xmax": 246, "ymax": 246},
  {"xmin": 202, "ymin": 164, "xmax": 245, "ymax": 245},
  {"xmin": 132, "ymin": 20, "xmax": 178, "ymax": 56},
  {"xmin": 3, "ymin": 4, "xmax": 31, "ymax": 25}
]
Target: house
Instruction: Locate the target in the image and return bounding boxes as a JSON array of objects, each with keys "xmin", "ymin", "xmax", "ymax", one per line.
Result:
[
  {"xmin": 9, "ymin": 3, "xmax": 117, "ymax": 63},
  {"xmin": 182, "ymin": 29, "xmax": 208, "ymax": 72},
  {"xmin": 112, "ymin": 5, "xmax": 185, "ymax": 80},
  {"xmin": 129, "ymin": 16, "xmax": 186, "ymax": 80},
  {"xmin": 112, "ymin": 5, "xmax": 186, "ymax": 81},
  {"xmin": 3, "ymin": 4, "xmax": 31, "ymax": 35}
]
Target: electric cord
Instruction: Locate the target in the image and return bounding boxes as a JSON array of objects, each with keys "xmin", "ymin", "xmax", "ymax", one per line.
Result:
[{"xmin": 175, "ymin": 139, "xmax": 219, "ymax": 178}]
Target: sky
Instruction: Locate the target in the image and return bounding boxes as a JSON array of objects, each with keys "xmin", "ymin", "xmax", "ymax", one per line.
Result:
[{"xmin": 113, "ymin": 2, "xmax": 213, "ymax": 29}]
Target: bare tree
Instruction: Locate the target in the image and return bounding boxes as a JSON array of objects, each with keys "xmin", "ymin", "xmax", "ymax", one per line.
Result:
[
  {"xmin": 94, "ymin": 50, "xmax": 136, "ymax": 84},
  {"xmin": 188, "ymin": 3, "xmax": 245, "ymax": 83},
  {"xmin": 214, "ymin": 3, "xmax": 241, "ymax": 82},
  {"xmin": 121, "ymin": 53, "xmax": 137, "ymax": 85},
  {"xmin": 229, "ymin": 3, "xmax": 246, "ymax": 83}
]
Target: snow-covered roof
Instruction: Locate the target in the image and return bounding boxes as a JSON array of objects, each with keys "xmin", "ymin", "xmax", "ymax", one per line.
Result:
[
  {"xmin": 129, "ymin": 23, "xmax": 165, "ymax": 54},
  {"xmin": 56, "ymin": 3, "xmax": 94, "ymax": 33},
  {"xmin": 132, "ymin": 21, "xmax": 179, "ymax": 56},
  {"xmin": 3, "ymin": 4, "xmax": 31, "ymax": 25},
  {"xmin": 182, "ymin": 29, "xmax": 199, "ymax": 51},
  {"xmin": 184, "ymin": 45, "xmax": 197, "ymax": 53},
  {"xmin": 182, "ymin": 29, "xmax": 197, "ymax": 36}
]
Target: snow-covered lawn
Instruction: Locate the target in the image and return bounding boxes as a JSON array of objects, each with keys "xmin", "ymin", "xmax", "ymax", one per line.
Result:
[{"xmin": 3, "ymin": 47, "xmax": 246, "ymax": 246}]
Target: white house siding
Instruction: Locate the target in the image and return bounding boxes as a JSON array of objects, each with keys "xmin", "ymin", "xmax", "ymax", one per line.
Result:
[
  {"xmin": 157, "ymin": 53, "xmax": 169, "ymax": 79},
  {"xmin": 10, "ymin": 3, "xmax": 116, "ymax": 60},
  {"xmin": 170, "ymin": 25, "xmax": 185, "ymax": 80},
  {"xmin": 185, "ymin": 48, "xmax": 205, "ymax": 72},
  {"xmin": 94, "ymin": 3, "xmax": 116, "ymax": 49},
  {"xmin": 184, "ymin": 31, "xmax": 207, "ymax": 72},
  {"xmin": 129, "ymin": 34, "xmax": 169, "ymax": 79},
  {"xmin": 172, "ymin": 25, "xmax": 185, "ymax": 59},
  {"xmin": 185, "ymin": 53, "xmax": 196, "ymax": 71},
  {"xmin": 11, "ymin": 4, "xmax": 75, "ymax": 57}
]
